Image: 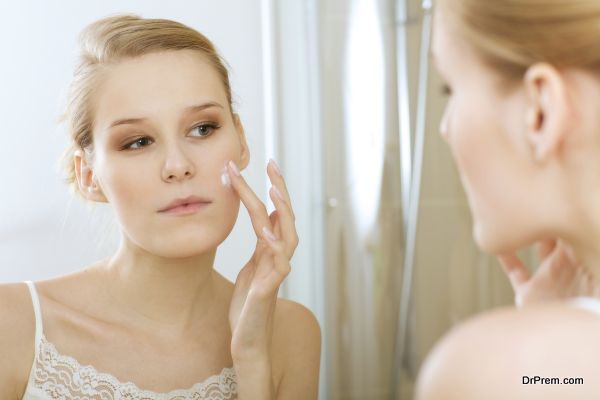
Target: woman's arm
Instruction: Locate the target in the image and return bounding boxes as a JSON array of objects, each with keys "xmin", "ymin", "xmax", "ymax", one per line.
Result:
[
  {"xmin": 0, "ymin": 283, "xmax": 36, "ymax": 400},
  {"xmin": 234, "ymin": 358, "xmax": 275, "ymax": 399},
  {"xmin": 416, "ymin": 303, "xmax": 600, "ymax": 400}
]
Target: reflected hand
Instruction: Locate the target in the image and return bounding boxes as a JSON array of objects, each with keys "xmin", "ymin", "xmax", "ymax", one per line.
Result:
[
  {"xmin": 498, "ymin": 239, "xmax": 599, "ymax": 307},
  {"xmin": 226, "ymin": 160, "xmax": 298, "ymax": 364}
]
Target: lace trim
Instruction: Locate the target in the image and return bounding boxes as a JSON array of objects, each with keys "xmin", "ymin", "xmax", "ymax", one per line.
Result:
[{"xmin": 31, "ymin": 334, "xmax": 238, "ymax": 400}]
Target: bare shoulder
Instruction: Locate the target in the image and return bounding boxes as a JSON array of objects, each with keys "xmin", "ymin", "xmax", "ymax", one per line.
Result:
[
  {"xmin": 272, "ymin": 298, "xmax": 321, "ymax": 362},
  {"xmin": 0, "ymin": 282, "xmax": 36, "ymax": 399},
  {"xmin": 273, "ymin": 298, "xmax": 321, "ymax": 339},
  {"xmin": 272, "ymin": 298, "xmax": 321, "ymax": 399},
  {"xmin": 416, "ymin": 302, "xmax": 600, "ymax": 400}
]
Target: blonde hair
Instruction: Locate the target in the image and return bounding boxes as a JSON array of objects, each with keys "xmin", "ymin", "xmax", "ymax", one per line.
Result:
[
  {"xmin": 439, "ymin": 0, "xmax": 600, "ymax": 80},
  {"xmin": 60, "ymin": 14, "xmax": 233, "ymax": 197}
]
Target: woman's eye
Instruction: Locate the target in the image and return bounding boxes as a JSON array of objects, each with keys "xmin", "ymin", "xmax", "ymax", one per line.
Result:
[
  {"xmin": 190, "ymin": 123, "xmax": 220, "ymax": 138},
  {"xmin": 123, "ymin": 136, "xmax": 153, "ymax": 150}
]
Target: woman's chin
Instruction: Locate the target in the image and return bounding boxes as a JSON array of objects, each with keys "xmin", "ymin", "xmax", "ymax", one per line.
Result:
[
  {"xmin": 143, "ymin": 232, "xmax": 225, "ymax": 259},
  {"xmin": 472, "ymin": 222, "xmax": 492, "ymax": 252},
  {"xmin": 472, "ymin": 220, "xmax": 525, "ymax": 255},
  {"xmin": 150, "ymin": 243, "xmax": 217, "ymax": 259}
]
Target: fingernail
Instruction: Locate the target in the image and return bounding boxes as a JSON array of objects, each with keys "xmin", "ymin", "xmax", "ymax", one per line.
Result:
[
  {"xmin": 271, "ymin": 185, "xmax": 285, "ymax": 201},
  {"xmin": 262, "ymin": 226, "xmax": 277, "ymax": 242},
  {"xmin": 269, "ymin": 158, "xmax": 282, "ymax": 176},
  {"xmin": 221, "ymin": 167, "xmax": 231, "ymax": 187},
  {"xmin": 229, "ymin": 160, "xmax": 241, "ymax": 176}
]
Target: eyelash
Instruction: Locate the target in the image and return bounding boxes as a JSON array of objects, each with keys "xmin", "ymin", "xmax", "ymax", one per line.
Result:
[
  {"xmin": 121, "ymin": 122, "xmax": 221, "ymax": 151},
  {"xmin": 190, "ymin": 122, "xmax": 221, "ymax": 138}
]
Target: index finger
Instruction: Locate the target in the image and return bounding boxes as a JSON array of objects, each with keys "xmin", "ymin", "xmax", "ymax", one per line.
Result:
[
  {"xmin": 227, "ymin": 161, "xmax": 273, "ymax": 239},
  {"xmin": 497, "ymin": 253, "xmax": 530, "ymax": 289},
  {"xmin": 536, "ymin": 239, "xmax": 557, "ymax": 261}
]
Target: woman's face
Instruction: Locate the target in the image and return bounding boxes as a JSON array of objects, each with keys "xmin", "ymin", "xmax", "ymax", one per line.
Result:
[
  {"xmin": 431, "ymin": 10, "xmax": 546, "ymax": 253},
  {"xmin": 86, "ymin": 50, "xmax": 248, "ymax": 258}
]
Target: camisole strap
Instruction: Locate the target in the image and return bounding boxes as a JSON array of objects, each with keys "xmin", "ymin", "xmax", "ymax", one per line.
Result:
[{"xmin": 24, "ymin": 281, "xmax": 43, "ymax": 350}]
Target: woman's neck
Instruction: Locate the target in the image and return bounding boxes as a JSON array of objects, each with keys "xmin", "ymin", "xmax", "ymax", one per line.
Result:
[{"xmin": 99, "ymin": 237, "xmax": 227, "ymax": 337}]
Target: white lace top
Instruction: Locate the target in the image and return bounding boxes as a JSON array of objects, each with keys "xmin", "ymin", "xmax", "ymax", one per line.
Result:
[{"xmin": 22, "ymin": 281, "xmax": 238, "ymax": 400}]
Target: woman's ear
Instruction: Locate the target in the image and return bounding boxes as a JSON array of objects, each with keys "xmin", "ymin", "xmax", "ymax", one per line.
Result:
[
  {"xmin": 73, "ymin": 149, "xmax": 107, "ymax": 203},
  {"xmin": 523, "ymin": 63, "xmax": 573, "ymax": 162},
  {"xmin": 233, "ymin": 113, "xmax": 250, "ymax": 170}
]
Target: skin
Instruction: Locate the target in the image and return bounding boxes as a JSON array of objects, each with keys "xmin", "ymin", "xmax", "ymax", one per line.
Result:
[
  {"xmin": 416, "ymin": 6, "xmax": 600, "ymax": 400},
  {"xmin": 0, "ymin": 50, "xmax": 320, "ymax": 399},
  {"xmin": 499, "ymin": 239, "xmax": 599, "ymax": 307}
]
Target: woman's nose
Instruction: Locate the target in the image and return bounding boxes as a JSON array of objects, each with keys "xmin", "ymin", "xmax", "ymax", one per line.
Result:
[{"xmin": 161, "ymin": 143, "xmax": 196, "ymax": 182}]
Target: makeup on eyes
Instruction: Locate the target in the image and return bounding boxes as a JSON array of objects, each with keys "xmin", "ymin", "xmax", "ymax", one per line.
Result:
[
  {"xmin": 189, "ymin": 122, "xmax": 221, "ymax": 137},
  {"xmin": 112, "ymin": 119, "xmax": 222, "ymax": 151},
  {"xmin": 121, "ymin": 136, "xmax": 152, "ymax": 150},
  {"xmin": 102, "ymin": 104, "xmax": 228, "ymax": 153},
  {"xmin": 108, "ymin": 123, "xmax": 151, "ymax": 150}
]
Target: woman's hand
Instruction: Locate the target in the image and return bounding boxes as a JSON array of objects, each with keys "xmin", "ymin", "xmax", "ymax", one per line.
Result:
[
  {"xmin": 498, "ymin": 239, "xmax": 599, "ymax": 307},
  {"xmin": 226, "ymin": 159, "xmax": 298, "ymax": 397}
]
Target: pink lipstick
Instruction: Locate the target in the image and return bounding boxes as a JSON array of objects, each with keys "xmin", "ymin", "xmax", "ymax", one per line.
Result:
[{"xmin": 158, "ymin": 196, "xmax": 211, "ymax": 215}]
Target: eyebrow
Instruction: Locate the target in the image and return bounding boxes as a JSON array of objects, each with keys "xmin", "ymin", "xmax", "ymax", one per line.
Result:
[{"xmin": 107, "ymin": 102, "xmax": 225, "ymax": 129}]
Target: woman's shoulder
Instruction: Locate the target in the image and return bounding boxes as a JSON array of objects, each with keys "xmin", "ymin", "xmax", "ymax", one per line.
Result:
[
  {"xmin": 218, "ymin": 273, "xmax": 321, "ymax": 349},
  {"xmin": 0, "ymin": 282, "xmax": 37, "ymax": 398},
  {"xmin": 0, "ymin": 282, "xmax": 36, "ymax": 350},
  {"xmin": 416, "ymin": 301, "xmax": 600, "ymax": 400},
  {"xmin": 271, "ymin": 298, "xmax": 321, "ymax": 394},
  {"xmin": 274, "ymin": 298, "xmax": 321, "ymax": 346}
]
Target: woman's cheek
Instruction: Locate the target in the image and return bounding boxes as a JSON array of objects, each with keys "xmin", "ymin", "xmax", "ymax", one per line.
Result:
[
  {"xmin": 220, "ymin": 175, "xmax": 240, "ymax": 215},
  {"xmin": 101, "ymin": 164, "xmax": 150, "ymax": 216}
]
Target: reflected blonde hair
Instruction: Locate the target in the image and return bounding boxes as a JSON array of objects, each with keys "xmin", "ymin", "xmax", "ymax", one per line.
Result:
[
  {"xmin": 60, "ymin": 14, "xmax": 232, "ymax": 197},
  {"xmin": 439, "ymin": 0, "xmax": 600, "ymax": 80}
]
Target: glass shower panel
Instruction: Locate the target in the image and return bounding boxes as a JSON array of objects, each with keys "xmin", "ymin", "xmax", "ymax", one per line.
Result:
[
  {"xmin": 318, "ymin": 0, "xmax": 521, "ymax": 398},
  {"xmin": 321, "ymin": 0, "xmax": 406, "ymax": 397}
]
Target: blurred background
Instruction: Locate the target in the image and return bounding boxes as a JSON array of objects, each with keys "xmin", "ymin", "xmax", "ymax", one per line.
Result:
[{"xmin": 0, "ymin": 0, "xmax": 527, "ymax": 399}]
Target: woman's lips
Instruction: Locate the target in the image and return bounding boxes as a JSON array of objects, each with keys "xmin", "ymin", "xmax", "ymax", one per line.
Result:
[
  {"xmin": 159, "ymin": 201, "xmax": 210, "ymax": 216},
  {"xmin": 158, "ymin": 195, "xmax": 212, "ymax": 215}
]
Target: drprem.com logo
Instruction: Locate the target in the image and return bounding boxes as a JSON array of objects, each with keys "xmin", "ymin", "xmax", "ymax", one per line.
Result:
[{"xmin": 522, "ymin": 376, "xmax": 584, "ymax": 385}]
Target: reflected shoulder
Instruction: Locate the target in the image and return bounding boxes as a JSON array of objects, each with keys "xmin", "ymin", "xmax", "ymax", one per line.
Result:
[{"xmin": 415, "ymin": 303, "xmax": 600, "ymax": 400}]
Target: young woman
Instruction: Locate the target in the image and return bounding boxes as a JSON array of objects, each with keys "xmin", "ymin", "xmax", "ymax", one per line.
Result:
[
  {"xmin": 0, "ymin": 15, "xmax": 320, "ymax": 400},
  {"xmin": 416, "ymin": 1, "xmax": 600, "ymax": 399}
]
